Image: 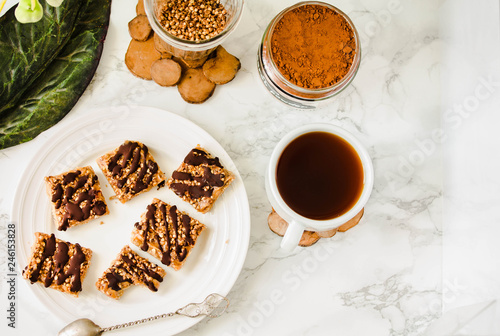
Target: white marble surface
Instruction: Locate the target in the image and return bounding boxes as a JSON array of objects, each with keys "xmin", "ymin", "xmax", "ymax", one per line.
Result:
[{"xmin": 0, "ymin": 0, "xmax": 499, "ymax": 335}]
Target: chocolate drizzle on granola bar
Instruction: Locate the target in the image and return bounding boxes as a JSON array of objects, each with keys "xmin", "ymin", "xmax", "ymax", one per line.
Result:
[
  {"xmin": 158, "ymin": 204, "xmax": 171, "ymax": 265},
  {"xmin": 44, "ymin": 241, "xmax": 69, "ymax": 287},
  {"xmin": 122, "ymin": 254, "xmax": 163, "ymax": 292},
  {"xmin": 170, "ymin": 149, "xmax": 226, "ymax": 200},
  {"xmin": 169, "ymin": 205, "xmax": 188, "ymax": 262},
  {"xmin": 26, "ymin": 234, "xmax": 87, "ymax": 293},
  {"xmin": 29, "ymin": 233, "xmax": 56, "ymax": 283},
  {"xmin": 58, "ymin": 244, "xmax": 86, "ymax": 292},
  {"xmin": 105, "ymin": 270, "xmax": 133, "ymax": 291},
  {"xmin": 52, "ymin": 184, "xmax": 63, "ymax": 203},
  {"xmin": 136, "ymin": 202, "xmax": 195, "ymax": 266},
  {"xmin": 107, "ymin": 141, "xmax": 159, "ymax": 195},
  {"xmin": 185, "ymin": 148, "xmax": 223, "ymax": 167},
  {"xmin": 182, "ymin": 214, "xmax": 194, "ymax": 245},
  {"xmin": 97, "ymin": 246, "xmax": 165, "ymax": 297},
  {"xmin": 63, "ymin": 171, "xmax": 80, "ymax": 184},
  {"xmin": 138, "ymin": 203, "xmax": 172, "ymax": 265},
  {"xmin": 51, "ymin": 170, "xmax": 107, "ymax": 231}
]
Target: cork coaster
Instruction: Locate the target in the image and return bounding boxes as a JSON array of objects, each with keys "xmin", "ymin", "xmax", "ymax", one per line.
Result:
[{"xmin": 267, "ymin": 208, "xmax": 364, "ymax": 247}]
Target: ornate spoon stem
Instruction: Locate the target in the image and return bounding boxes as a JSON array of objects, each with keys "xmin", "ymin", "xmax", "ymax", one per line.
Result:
[{"xmin": 58, "ymin": 293, "xmax": 229, "ymax": 336}]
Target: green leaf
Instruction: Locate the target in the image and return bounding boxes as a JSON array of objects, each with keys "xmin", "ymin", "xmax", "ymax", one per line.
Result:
[
  {"xmin": 0, "ymin": 0, "xmax": 82, "ymax": 117},
  {"xmin": 0, "ymin": 0, "xmax": 112, "ymax": 149}
]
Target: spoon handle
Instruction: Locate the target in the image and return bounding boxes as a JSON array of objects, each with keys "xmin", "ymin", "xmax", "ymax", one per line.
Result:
[
  {"xmin": 100, "ymin": 293, "xmax": 229, "ymax": 334},
  {"xmin": 100, "ymin": 312, "xmax": 175, "ymax": 333}
]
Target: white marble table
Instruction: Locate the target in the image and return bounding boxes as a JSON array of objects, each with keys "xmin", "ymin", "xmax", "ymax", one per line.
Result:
[{"xmin": 1, "ymin": 0, "xmax": 499, "ymax": 335}]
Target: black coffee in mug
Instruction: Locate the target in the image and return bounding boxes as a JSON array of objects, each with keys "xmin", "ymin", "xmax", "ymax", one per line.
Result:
[{"xmin": 276, "ymin": 131, "xmax": 364, "ymax": 220}]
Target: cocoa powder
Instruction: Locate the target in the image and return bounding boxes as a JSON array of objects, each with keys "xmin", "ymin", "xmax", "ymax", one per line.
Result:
[{"xmin": 270, "ymin": 4, "xmax": 356, "ymax": 89}]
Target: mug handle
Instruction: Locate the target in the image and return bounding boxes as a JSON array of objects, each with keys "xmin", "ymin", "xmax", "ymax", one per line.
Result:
[{"xmin": 280, "ymin": 219, "xmax": 304, "ymax": 251}]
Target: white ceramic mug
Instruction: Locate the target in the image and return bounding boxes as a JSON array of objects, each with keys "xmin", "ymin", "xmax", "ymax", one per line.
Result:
[{"xmin": 265, "ymin": 123, "xmax": 374, "ymax": 251}]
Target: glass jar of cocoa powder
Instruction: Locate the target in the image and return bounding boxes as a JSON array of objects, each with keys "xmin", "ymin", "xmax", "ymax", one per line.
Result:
[
  {"xmin": 145, "ymin": 0, "xmax": 244, "ymax": 61},
  {"xmin": 257, "ymin": 1, "xmax": 360, "ymax": 109}
]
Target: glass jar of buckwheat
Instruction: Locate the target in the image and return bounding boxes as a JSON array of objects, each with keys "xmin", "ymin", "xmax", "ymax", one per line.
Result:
[{"xmin": 145, "ymin": 0, "xmax": 244, "ymax": 61}]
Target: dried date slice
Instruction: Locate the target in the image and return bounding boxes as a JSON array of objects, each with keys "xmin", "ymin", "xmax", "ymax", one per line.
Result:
[
  {"xmin": 136, "ymin": 0, "xmax": 145, "ymax": 15},
  {"xmin": 151, "ymin": 59, "xmax": 182, "ymax": 87},
  {"xmin": 177, "ymin": 68, "xmax": 216, "ymax": 104},
  {"xmin": 202, "ymin": 45, "xmax": 241, "ymax": 84},
  {"xmin": 337, "ymin": 208, "xmax": 364, "ymax": 232},
  {"xmin": 317, "ymin": 228, "xmax": 337, "ymax": 238},
  {"xmin": 125, "ymin": 38, "xmax": 161, "ymax": 80},
  {"xmin": 268, "ymin": 208, "xmax": 364, "ymax": 246},
  {"xmin": 299, "ymin": 231, "xmax": 321, "ymax": 247},
  {"xmin": 268, "ymin": 209, "xmax": 288, "ymax": 236},
  {"xmin": 128, "ymin": 15, "xmax": 152, "ymax": 42}
]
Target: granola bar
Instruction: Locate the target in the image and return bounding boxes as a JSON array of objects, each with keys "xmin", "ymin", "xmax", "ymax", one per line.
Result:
[
  {"xmin": 45, "ymin": 166, "xmax": 108, "ymax": 231},
  {"xmin": 22, "ymin": 232, "xmax": 92, "ymax": 297},
  {"xmin": 95, "ymin": 245, "xmax": 166, "ymax": 299},
  {"xmin": 96, "ymin": 140, "xmax": 166, "ymax": 203},
  {"xmin": 167, "ymin": 146, "xmax": 234, "ymax": 213},
  {"xmin": 131, "ymin": 198, "xmax": 206, "ymax": 270}
]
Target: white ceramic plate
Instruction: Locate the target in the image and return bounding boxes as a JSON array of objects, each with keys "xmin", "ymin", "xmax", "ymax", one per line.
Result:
[{"xmin": 12, "ymin": 106, "xmax": 250, "ymax": 335}]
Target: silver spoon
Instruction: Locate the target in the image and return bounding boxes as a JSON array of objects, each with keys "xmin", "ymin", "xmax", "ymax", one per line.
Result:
[{"xmin": 58, "ymin": 293, "xmax": 229, "ymax": 336}]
